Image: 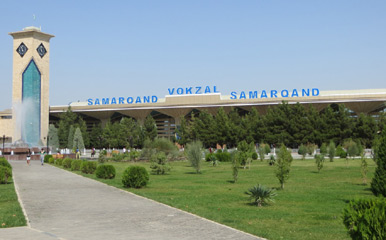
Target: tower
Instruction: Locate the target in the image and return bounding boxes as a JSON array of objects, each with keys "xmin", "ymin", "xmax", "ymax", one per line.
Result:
[{"xmin": 9, "ymin": 27, "xmax": 54, "ymax": 145}]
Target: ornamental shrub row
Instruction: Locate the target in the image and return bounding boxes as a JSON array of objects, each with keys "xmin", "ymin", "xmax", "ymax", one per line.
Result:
[
  {"xmin": 0, "ymin": 166, "xmax": 12, "ymax": 184},
  {"xmin": 62, "ymin": 158, "xmax": 73, "ymax": 169},
  {"xmin": 81, "ymin": 161, "xmax": 97, "ymax": 174}
]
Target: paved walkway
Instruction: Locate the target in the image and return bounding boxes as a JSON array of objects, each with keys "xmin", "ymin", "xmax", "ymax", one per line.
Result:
[{"xmin": 1, "ymin": 161, "xmax": 263, "ymax": 240}]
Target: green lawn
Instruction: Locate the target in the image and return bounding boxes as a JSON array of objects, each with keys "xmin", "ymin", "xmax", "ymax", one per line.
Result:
[
  {"xmin": 0, "ymin": 181, "xmax": 27, "ymax": 228},
  {"xmin": 66, "ymin": 157, "xmax": 375, "ymax": 240}
]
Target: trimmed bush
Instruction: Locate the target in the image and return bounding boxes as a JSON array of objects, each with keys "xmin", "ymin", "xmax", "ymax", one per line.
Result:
[
  {"xmin": 0, "ymin": 166, "xmax": 12, "ymax": 184},
  {"xmin": 62, "ymin": 158, "xmax": 73, "ymax": 169},
  {"xmin": 252, "ymin": 152, "xmax": 258, "ymax": 160},
  {"xmin": 122, "ymin": 166, "xmax": 149, "ymax": 188},
  {"xmin": 95, "ymin": 165, "xmax": 116, "ymax": 179},
  {"xmin": 215, "ymin": 151, "xmax": 231, "ymax": 162},
  {"xmin": 0, "ymin": 158, "xmax": 12, "ymax": 170},
  {"xmin": 44, "ymin": 154, "xmax": 52, "ymax": 163},
  {"xmin": 48, "ymin": 157, "xmax": 55, "ymax": 164},
  {"xmin": 80, "ymin": 161, "xmax": 97, "ymax": 174},
  {"xmin": 71, "ymin": 160, "xmax": 82, "ymax": 171},
  {"xmin": 55, "ymin": 158, "xmax": 63, "ymax": 166},
  {"xmin": 205, "ymin": 153, "xmax": 215, "ymax": 162},
  {"xmin": 342, "ymin": 198, "xmax": 386, "ymax": 240}
]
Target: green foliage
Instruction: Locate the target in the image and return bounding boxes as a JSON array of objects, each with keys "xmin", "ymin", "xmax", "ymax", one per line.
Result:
[
  {"xmin": 245, "ymin": 184, "xmax": 277, "ymax": 207},
  {"xmin": 209, "ymin": 153, "xmax": 218, "ymax": 166},
  {"xmin": 371, "ymin": 130, "xmax": 386, "ymax": 197},
  {"xmin": 269, "ymin": 155, "xmax": 276, "ymax": 166},
  {"xmin": 62, "ymin": 158, "xmax": 73, "ymax": 169},
  {"xmin": 48, "ymin": 124, "xmax": 60, "ymax": 153},
  {"xmin": 336, "ymin": 146, "xmax": 347, "ymax": 158},
  {"xmin": 48, "ymin": 157, "xmax": 55, "ymax": 164},
  {"xmin": 306, "ymin": 143, "xmax": 317, "ymax": 156},
  {"xmin": 232, "ymin": 152, "xmax": 240, "ymax": 183},
  {"xmin": 258, "ymin": 143, "xmax": 269, "ymax": 161},
  {"xmin": 80, "ymin": 161, "xmax": 97, "ymax": 174},
  {"xmin": 144, "ymin": 115, "xmax": 158, "ymax": 141},
  {"xmin": 67, "ymin": 125, "xmax": 75, "ymax": 149},
  {"xmin": 58, "ymin": 106, "xmax": 77, "ymax": 148},
  {"xmin": 55, "ymin": 158, "xmax": 63, "ymax": 166},
  {"xmin": 344, "ymin": 139, "xmax": 361, "ymax": 158},
  {"xmin": 186, "ymin": 141, "xmax": 203, "ymax": 173},
  {"xmin": 298, "ymin": 144, "xmax": 307, "ymax": 160},
  {"xmin": 150, "ymin": 152, "xmax": 171, "ymax": 175},
  {"xmin": 141, "ymin": 138, "xmax": 179, "ymax": 161},
  {"xmin": 0, "ymin": 158, "xmax": 12, "ymax": 170},
  {"xmin": 251, "ymin": 152, "xmax": 258, "ymax": 160},
  {"xmin": 205, "ymin": 153, "xmax": 215, "ymax": 162},
  {"xmin": 275, "ymin": 145, "xmax": 293, "ymax": 189},
  {"xmin": 95, "ymin": 165, "xmax": 116, "ymax": 179},
  {"xmin": 237, "ymin": 140, "xmax": 254, "ymax": 167},
  {"xmin": 314, "ymin": 154, "xmax": 325, "ymax": 173},
  {"xmin": 71, "ymin": 160, "xmax": 82, "ymax": 171},
  {"xmin": 73, "ymin": 127, "xmax": 85, "ymax": 150},
  {"xmin": 44, "ymin": 154, "xmax": 52, "ymax": 163},
  {"xmin": 328, "ymin": 140, "xmax": 336, "ymax": 162},
  {"xmin": 215, "ymin": 151, "xmax": 231, "ymax": 162},
  {"xmin": 122, "ymin": 166, "xmax": 149, "ymax": 188},
  {"xmin": 360, "ymin": 153, "xmax": 368, "ymax": 185},
  {"xmin": 320, "ymin": 143, "xmax": 327, "ymax": 155},
  {"xmin": 342, "ymin": 198, "xmax": 386, "ymax": 240},
  {"xmin": 98, "ymin": 149, "xmax": 107, "ymax": 163},
  {"xmin": 0, "ymin": 166, "xmax": 12, "ymax": 184}
]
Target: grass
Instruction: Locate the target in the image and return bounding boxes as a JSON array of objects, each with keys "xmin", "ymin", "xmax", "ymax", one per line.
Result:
[
  {"xmin": 55, "ymin": 157, "xmax": 376, "ymax": 240},
  {"xmin": 0, "ymin": 180, "xmax": 27, "ymax": 228}
]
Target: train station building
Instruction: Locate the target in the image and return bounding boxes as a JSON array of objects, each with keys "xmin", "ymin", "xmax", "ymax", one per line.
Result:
[{"xmin": 1, "ymin": 27, "xmax": 386, "ymax": 144}]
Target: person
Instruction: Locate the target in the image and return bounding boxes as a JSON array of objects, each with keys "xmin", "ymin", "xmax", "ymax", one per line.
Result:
[
  {"xmin": 40, "ymin": 148, "xmax": 45, "ymax": 165},
  {"xmin": 91, "ymin": 147, "xmax": 95, "ymax": 158},
  {"xmin": 76, "ymin": 148, "xmax": 80, "ymax": 159},
  {"xmin": 26, "ymin": 149, "xmax": 31, "ymax": 166}
]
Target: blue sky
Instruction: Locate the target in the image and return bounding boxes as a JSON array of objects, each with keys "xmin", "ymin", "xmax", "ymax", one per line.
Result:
[{"xmin": 0, "ymin": 0, "xmax": 385, "ymax": 110}]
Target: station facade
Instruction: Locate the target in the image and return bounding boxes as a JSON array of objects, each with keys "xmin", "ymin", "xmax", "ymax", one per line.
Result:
[{"xmin": 0, "ymin": 27, "xmax": 385, "ymax": 144}]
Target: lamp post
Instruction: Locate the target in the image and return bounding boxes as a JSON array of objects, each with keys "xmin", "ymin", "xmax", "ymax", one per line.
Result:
[{"xmin": 46, "ymin": 135, "xmax": 50, "ymax": 154}]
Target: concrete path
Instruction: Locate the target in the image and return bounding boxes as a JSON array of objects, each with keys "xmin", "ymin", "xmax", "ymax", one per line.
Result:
[{"xmin": 0, "ymin": 161, "xmax": 263, "ymax": 240}]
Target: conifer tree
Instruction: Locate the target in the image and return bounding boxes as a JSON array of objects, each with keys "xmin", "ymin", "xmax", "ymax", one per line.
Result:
[
  {"xmin": 144, "ymin": 115, "xmax": 158, "ymax": 141},
  {"xmin": 371, "ymin": 130, "xmax": 386, "ymax": 197},
  {"xmin": 48, "ymin": 124, "xmax": 59, "ymax": 153},
  {"xmin": 67, "ymin": 125, "xmax": 74, "ymax": 149}
]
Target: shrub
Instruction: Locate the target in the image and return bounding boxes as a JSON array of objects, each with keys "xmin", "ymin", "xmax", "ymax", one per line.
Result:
[
  {"xmin": 320, "ymin": 143, "xmax": 327, "ymax": 155},
  {"xmin": 44, "ymin": 154, "xmax": 52, "ymax": 163},
  {"xmin": 95, "ymin": 165, "xmax": 116, "ymax": 179},
  {"xmin": 328, "ymin": 140, "xmax": 336, "ymax": 162},
  {"xmin": 186, "ymin": 141, "xmax": 203, "ymax": 173},
  {"xmin": 336, "ymin": 146, "xmax": 347, "ymax": 158},
  {"xmin": 314, "ymin": 154, "xmax": 325, "ymax": 173},
  {"xmin": 55, "ymin": 158, "xmax": 63, "ymax": 166},
  {"xmin": 150, "ymin": 152, "xmax": 171, "ymax": 175},
  {"xmin": 298, "ymin": 144, "xmax": 307, "ymax": 160},
  {"xmin": 205, "ymin": 153, "xmax": 215, "ymax": 162},
  {"xmin": 252, "ymin": 152, "xmax": 258, "ymax": 160},
  {"xmin": 0, "ymin": 158, "xmax": 12, "ymax": 169},
  {"xmin": 98, "ymin": 150, "xmax": 107, "ymax": 164},
  {"xmin": 306, "ymin": 143, "xmax": 317, "ymax": 156},
  {"xmin": 48, "ymin": 157, "xmax": 55, "ymax": 164},
  {"xmin": 80, "ymin": 161, "xmax": 97, "ymax": 174},
  {"xmin": 245, "ymin": 184, "xmax": 277, "ymax": 207},
  {"xmin": 342, "ymin": 198, "xmax": 386, "ymax": 240},
  {"xmin": 298, "ymin": 144, "xmax": 308, "ymax": 160},
  {"xmin": 71, "ymin": 160, "xmax": 82, "ymax": 171},
  {"xmin": 269, "ymin": 155, "xmax": 276, "ymax": 166},
  {"xmin": 62, "ymin": 158, "xmax": 73, "ymax": 169},
  {"xmin": 232, "ymin": 152, "xmax": 240, "ymax": 183},
  {"xmin": 215, "ymin": 151, "xmax": 231, "ymax": 162},
  {"xmin": 122, "ymin": 166, "xmax": 149, "ymax": 188},
  {"xmin": 371, "ymin": 130, "xmax": 386, "ymax": 197},
  {"xmin": 0, "ymin": 166, "xmax": 12, "ymax": 184},
  {"xmin": 344, "ymin": 139, "xmax": 361, "ymax": 158},
  {"xmin": 129, "ymin": 150, "xmax": 140, "ymax": 161},
  {"xmin": 276, "ymin": 145, "xmax": 293, "ymax": 189}
]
